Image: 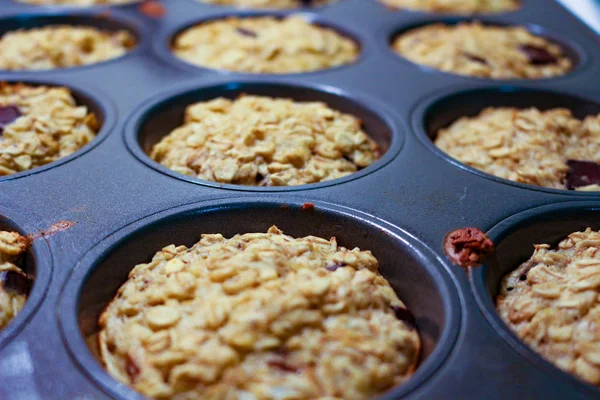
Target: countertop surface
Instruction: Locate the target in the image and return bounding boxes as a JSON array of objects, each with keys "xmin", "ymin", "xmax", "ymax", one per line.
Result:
[{"xmin": 558, "ymin": 0, "xmax": 600, "ymax": 32}]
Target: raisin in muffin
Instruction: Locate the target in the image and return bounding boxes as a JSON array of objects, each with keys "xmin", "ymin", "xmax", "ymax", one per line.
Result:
[
  {"xmin": 99, "ymin": 226, "xmax": 421, "ymax": 399},
  {"xmin": 497, "ymin": 228, "xmax": 600, "ymax": 386},
  {"xmin": 150, "ymin": 95, "xmax": 379, "ymax": 186},
  {"xmin": 392, "ymin": 22, "xmax": 571, "ymax": 79}
]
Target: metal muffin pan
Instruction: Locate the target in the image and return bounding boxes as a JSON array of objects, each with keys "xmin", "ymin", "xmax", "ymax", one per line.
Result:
[{"xmin": 0, "ymin": 0, "xmax": 599, "ymax": 399}]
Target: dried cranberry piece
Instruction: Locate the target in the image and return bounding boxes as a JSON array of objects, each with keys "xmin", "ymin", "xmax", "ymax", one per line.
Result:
[
  {"xmin": 519, "ymin": 44, "xmax": 558, "ymax": 65},
  {"xmin": 565, "ymin": 160, "xmax": 600, "ymax": 190},
  {"xmin": 125, "ymin": 355, "xmax": 141, "ymax": 381},
  {"xmin": 236, "ymin": 28, "xmax": 258, "ymax": 38},
  {"xmin": 325, "ymin": 263, "xmax": 346, "ymax": 272},
  {"xmin": 391, "ymin": 305, "xmax": 416, "ymax": 330},
  {"xmin": 0, "ymin": 105, "xmax": 22, "ymax": 135},
  {"xmin": 138, "ymin": 1, "xmax": 166, "ymax": 18},
  {"xmin": 301, "ymin": 203, "xmax": 315, "ymax": 211},
  {"xmin": 268, "ymin": 359, "xmax": 299, "ymax": 373},
  {"xmin": 463, "ymin": 52, "xmax": 488, "ymax": 65},
  {"xmin": 0, "ymin": 270, "xmax": 29, "ymax": 295}
]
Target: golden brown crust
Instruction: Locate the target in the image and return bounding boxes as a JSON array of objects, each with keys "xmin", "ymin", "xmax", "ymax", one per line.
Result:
[
  {"xmin": 15, "ymin": 0, "xmax": 140, "ymax": 5},
  {"xmin": 198, "ymin": 0, "xmax": 336, "ymax": 8},
  {"xmin": 392, "ymin": 22, "xmax": 572, "ymax": 79},
  {"xmin": 171, "ymin": 16, "xmax": 358, "ymax": 74},
  {"xmin": 0, "ymin": 230, "xmax": 29, "ymax": 331},
  {"xmin": 98, "ymin": 226, "xmax": 421, "ymax": 399},
  {"xmin": 150, "ymin": 95, "xmax": 379, "ymax": 186},
  {"xmin": 0, "ymin": 83, "xmax": 99, "ymax": 176},
  {"xmin": 0, "ymin": 25, "xmax": 135, "ymax": 71},
  {"xmin": 380, "ymin": 0, "xmax": 519, "ymax": 13},
  {"xmin": 434, "ymin": 107, "xmax": 600, "ymax": 190},
  {"xmin": 497, "ymin": 228, "xmax": 600, "ymax": 386}
]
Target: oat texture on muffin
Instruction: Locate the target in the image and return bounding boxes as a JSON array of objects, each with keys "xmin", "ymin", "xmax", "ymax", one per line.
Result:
[
  {"xmin": 0, "ymin": 25, "xmax": 135, "ymax": 71},
  {"xmin": 98, "ymin": 226, "xmax": 421, "ymax": 399},
  {"xmin": 198, "ymin": 0, "xmax": 336, "ymax": 8},
  {"xmin": 0, "ymin": 83, "xmax": 99, "ymax": 176},
  {"xmin": 171, "ymin": 16, "xmax": 358, "ymax": 73},
  {"xmin": 15, "ymin": 0, "xmax": 140, "ymax": 5},
  {"xmin": 150, "ymin": 95, "xmax": 379, "ymax": 186},
  {"xmin": 0, "ymin": 230, "xmax": 30, "ymax": 331},
  {"xmin": 497, "ymin": 228, "xmax": 600, "ymax": 386},
  {"xmin": 434, "ymin": 107, "xmax": 600, "ymax": 190},
  {"xmin": 380, "ymin": 0, "xmax": 519, "ymax": 13},
  {"xmin": 392, "ymin": 22, "xmax": 571, "ymax": 79}
]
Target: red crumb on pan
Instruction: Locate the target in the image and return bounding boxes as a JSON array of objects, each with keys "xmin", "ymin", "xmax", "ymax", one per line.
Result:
[
  {"xmin": 96, "ymin": 10, "xmax": 112, "ymax": 19},
  {"xmin": 27, "ymin": 220, "xmax": 77, "ymax": 241},
  {"xmin": 443, "ymin": 227, "xmax": 494, "ymax": 268},
  {"xmin": 138, "ymin": 1, "xmax": 166, "ymax": 18},
  {"xmin": 301, "ymin": 203, "xmax": 315, "ymax": 211}
]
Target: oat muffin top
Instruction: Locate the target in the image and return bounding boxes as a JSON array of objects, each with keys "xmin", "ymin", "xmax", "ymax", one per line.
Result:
[
  {"xmin": 0, "ymin": 230, "xmax": 30, "ymax": 331},
  {"xmin": 497, "ymin": 228, "xmax": 600, "ymax": 386},
  {"xmin": 15, "ymin": 0, "xmax": 140, "ymax": 5},
  {"xmin": 380, "ymin": 0, "xmax": 519, "ymax": 13},
  {"xmin": 150, "ymin": 95, "xmax": 379, "ymax": 186},
  {"xmin": 392, "ymin": 22, "xmax": 572, "ymax": 79},
  {"xmin": 198, "ymin": 0, "xmax": 336, "ymax": 8},
  {"xmin": 0, "ymin": 25, "xmax": 135, "ymax": 71},
  {"xmin": 434, "ymin": 107, "xmax": 600, "ymax": 190},
  {"xmin": 0, "ymin": 83, "xmax": 99, "ymax": 176},
  {"xmin": 171, "ymin": 16, "xmax": 359, "ymax": 74},
  {"xmin": 98, "ymin": 226, "xmax": 421, "ymax": 399}
]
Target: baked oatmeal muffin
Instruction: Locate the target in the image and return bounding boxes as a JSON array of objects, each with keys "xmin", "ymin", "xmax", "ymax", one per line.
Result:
[
  {"xmin": 0, "ymin": 25, "xmax": 135, "ymax": 71},
  {"xmin": 0, "ymin": 83, "xmax": 99, "ymax": 176},
  {"xmin": 15, "ymin": 0, "xmax": 140, "ymax": 5},
  {"xmin": 497, "ymin": 228, "xmax": 600, "ymax": 386},
  {"xmin": 150, "ymin": 95, "xmax": 379, "ymax": 186},
  {"xmin": 434, "ymin": 107, "xmax": 600, "ymax": 190},
  {"xmin": 392, "ymin": 22, "xmax": 572, "ymax": 79},
  {"xmin": 171, "ymin": 16, "xmax": 358, "ymax": 74},
  {"xmin": 98, "ymin": 226, "xmax": 421, "ymax": 399},
  {"xmin": 380, "ymin": 0, "xmax": 519, "ymax": 14},
  {"xmin": 0, "ymin": 230, "xmax": 30, "ymax": 331},
  {"xmin": 197, "ymin": 0, "xmax": 335, "ymax": 8}
]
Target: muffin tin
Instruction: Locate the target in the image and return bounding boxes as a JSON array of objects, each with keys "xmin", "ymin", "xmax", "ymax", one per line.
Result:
[{"xmin": 0, "ymin": 0, "xmax": 599, "ymax": 399}]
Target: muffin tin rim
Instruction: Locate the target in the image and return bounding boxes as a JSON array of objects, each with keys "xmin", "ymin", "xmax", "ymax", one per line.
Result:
[
  {"xmin": 57, "ymin": 196, "xmax": 462, "ymax": 400},
  {"xmin": 410, "ymin": 84, "xmax": 600, "ymax": 197},
  {"xmin": 0, "ymin": 202, "xmax": 53, "ymax": 352},
  {"xmin": 123, "ymin": 78, "xmax": 405, "ymax": 192},
  {"xmin": 153, "ymin": 9, "xmax": 369, "ymax": 77},
  {"xmin": 470, "ymin": 201, "xmax": 600, "ymax": 396},
  {"xmin": 381, "ymin": 16, "xmax": 589, "ymax": 83},
  {"xmin": 0, "ymin": 76, "xmax": 118, "ymax": 183}
]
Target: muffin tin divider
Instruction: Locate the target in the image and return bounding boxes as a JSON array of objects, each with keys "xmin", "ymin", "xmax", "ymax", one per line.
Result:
[{"xmin": 0, "ymin": 0, "xmax": 599, "ymax": 398}]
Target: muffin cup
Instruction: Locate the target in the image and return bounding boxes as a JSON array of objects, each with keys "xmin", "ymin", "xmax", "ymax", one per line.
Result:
[{"xmin": 58, "ymin": 197, "xmax": 460, "ymax": 400}]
